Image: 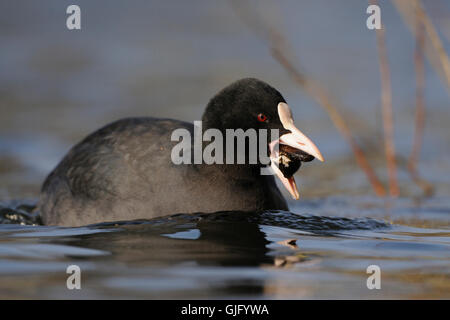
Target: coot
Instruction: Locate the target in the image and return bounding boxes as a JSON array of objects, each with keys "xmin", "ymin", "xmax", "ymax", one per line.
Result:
[{"xmin": 39, "ymin": 78, "xmax": 323, "ymax": 226}]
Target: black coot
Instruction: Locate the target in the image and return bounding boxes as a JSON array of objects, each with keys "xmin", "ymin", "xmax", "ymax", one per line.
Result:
[{"xmin": 40, "ymin": 78, "xmax": 323, "ymax": 226}]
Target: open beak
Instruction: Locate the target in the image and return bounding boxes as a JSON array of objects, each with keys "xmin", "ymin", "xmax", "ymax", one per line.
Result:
[{"xmin": 269, "ymin": 102, "xmax": 324, "ymax": 200}]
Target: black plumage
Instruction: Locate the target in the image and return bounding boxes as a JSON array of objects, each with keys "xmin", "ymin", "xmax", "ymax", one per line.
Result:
[{"xmin": 40, "ymin": 78, "xmax": 305, "ymax": 226}]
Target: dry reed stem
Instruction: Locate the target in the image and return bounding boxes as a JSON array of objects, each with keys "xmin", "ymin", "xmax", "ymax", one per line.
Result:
[
  {"xmin": 371, "ymin": 0, "xmax": 399, "ymax": 197},
  {"xmin": 419, "ymin": 0, "xmax": 450, "ymax": 92},
  {"xmin": 408, "ymin": 5, "xmax": 434, "ymax": 196},
  {"xmin": 229, "ymin": 0, "xmax": 387, "ymax": 196},
  {"xmin": 271, "ymin": 46, "xmax": 387, "ymax": 196},
  {"xmin": 393, "ymin": 0, "xmax": 450, "ymax": 94}
]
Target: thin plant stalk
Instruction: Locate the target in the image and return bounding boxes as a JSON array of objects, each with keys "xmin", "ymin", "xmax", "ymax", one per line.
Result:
[
  {"xmin": 419, "ymin": 0, "xmax": 450, "ymax": 92},
  {"xmin": 372, "ymin": 0, "xmax": 400, "ymax": 197},
  {"xmin": 230, "ymin": 0, "xmax": 387, "ymax": 196},
  {"xmin": 393, "ymin": 0, "xmax": 450, "ymax": 94},
  {"xmin": 408, "ymin": 5, "xmax": 434, "ymax": 196},
  {"xmin": 271, "ymin": 46, "xmax": 387, "ymax": 196}
]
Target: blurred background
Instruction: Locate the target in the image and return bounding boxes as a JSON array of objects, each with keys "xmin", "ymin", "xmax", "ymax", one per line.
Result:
[
  {"xmin": 0, "ymin": 0, "xmax": 449, "ymax": 201},
  {"xmin": 0, "ymin": 0, "xmax": 450, "ymax": 300}
]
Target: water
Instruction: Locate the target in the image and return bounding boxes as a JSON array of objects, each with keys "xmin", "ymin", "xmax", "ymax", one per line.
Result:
[
  {"xmin": 1, "ymin": 1, "xmax": 449, "ymax": 299},
  {"xmin": 0, "ymin": 197, "xmax": 449, "ymax": 299}
]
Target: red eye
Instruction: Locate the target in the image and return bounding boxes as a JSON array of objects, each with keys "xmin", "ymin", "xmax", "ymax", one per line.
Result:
[{"xmin": 257, "ymin": 113, "xmax": 267, "ymax": 122}]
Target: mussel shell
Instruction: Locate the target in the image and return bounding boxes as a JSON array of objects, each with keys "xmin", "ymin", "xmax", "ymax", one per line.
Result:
[
  {"xmin": 279, "ymin": 152, "xmax": 301, "ymax": 178},
  {"xmin": 279, "ymin": 145, "xmax": 315, "ymax": 162},
  {"xmin": 277, "ymin": 144, "xmax": 315, "ymax": 178}
]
